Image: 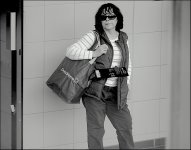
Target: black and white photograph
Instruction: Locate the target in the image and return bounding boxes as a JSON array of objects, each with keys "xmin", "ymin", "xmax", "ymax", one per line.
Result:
[{"xmin": 0, "ymin": 0, "xmax": 190, "ymax": 149}]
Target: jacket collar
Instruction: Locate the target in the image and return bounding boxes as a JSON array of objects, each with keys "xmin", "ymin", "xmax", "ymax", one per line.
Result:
[{"xmin": 99, "ymin": 30, "xmax": 123, "ymax": 44}]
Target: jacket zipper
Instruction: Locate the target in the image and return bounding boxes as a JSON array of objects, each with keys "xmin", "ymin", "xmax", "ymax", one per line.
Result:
[
  {"xmin": 115, "ymin": 41, "xmax": 124, "ymax": 109},
  {"xmin": 103, "ymin": 40, "xmax": 113, "ymax": 86}
]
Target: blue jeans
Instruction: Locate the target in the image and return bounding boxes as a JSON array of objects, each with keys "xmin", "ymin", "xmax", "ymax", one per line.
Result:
[{"xmin": 82, "ymin": 86, "xmax": 134, "ymax": 149}]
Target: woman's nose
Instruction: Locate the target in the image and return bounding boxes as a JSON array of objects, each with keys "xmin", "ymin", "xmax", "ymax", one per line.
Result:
[{"xmin": 105, "ymin": 17, "xmax": 109, "ymax": 21}]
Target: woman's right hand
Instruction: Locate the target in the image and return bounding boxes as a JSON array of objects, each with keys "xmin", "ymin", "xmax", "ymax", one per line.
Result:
[{"xmin": 92, "ymin": 44, "xmax": 108, "ymax": 58}]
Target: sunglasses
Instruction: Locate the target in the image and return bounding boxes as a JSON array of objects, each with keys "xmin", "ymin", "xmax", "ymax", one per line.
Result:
[{"xmin": 100, "ymin": 15, "xmax": 117, "ymax": 21}]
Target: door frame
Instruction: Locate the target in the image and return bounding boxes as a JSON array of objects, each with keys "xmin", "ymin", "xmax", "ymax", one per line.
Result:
[{"xmin": 0, "ymin": 0, "xmax": 23, "ymax": 149}]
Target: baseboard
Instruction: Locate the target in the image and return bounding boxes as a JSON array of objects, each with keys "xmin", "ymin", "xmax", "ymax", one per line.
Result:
[{"xmin": 105, "ymin": 137, "xmax": 166, "ymax": 149}]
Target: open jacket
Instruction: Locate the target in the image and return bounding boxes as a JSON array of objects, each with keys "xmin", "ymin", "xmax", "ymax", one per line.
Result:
[{"xmin": 84, "ymin": 30, "xmax": 130, "ymax": 110}]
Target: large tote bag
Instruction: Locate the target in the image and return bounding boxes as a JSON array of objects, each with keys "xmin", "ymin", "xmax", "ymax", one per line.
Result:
[{"xmin": 46, "ymin": 31, "xmax": 100, "ymax": 104}]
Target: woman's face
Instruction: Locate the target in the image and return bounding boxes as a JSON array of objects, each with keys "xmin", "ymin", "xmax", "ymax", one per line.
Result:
[{"xmin": 100, "ymin": 7, "xmax": 118, "ymax": 31}]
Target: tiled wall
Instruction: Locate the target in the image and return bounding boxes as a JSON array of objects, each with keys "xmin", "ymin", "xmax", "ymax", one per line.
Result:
[{"xmin": 23, "ymin": 1, "xmax": 172, "ymax": 149}]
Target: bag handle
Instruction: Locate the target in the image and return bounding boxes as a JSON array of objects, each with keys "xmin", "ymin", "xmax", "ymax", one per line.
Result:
[{"xmin": 89, "ymin": 31, "xmax": 100, "ymax": 65}]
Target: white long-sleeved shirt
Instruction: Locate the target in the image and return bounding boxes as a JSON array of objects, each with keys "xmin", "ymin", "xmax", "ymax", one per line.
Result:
[{"xmin": 66, "ymin": 30, "xmax": 132, "ymax": 85}]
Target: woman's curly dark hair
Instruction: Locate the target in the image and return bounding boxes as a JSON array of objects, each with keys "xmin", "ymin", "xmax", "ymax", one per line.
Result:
[{"xmin": 95, "ymin": 3, "xmax": 124, "ymax": 33}]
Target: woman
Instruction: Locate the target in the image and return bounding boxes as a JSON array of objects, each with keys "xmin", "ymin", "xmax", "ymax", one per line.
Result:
[{"xmin": 66, "ymin": 3, "xmax": 134, "ymax": 149}]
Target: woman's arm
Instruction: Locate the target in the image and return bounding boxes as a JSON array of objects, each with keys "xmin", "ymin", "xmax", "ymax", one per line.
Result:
[
  {"xmin": 127, "ymin": 40, "xmax": 132, "ymax": 85},
  {"xmin": 66, "ymin": 30, "xmax": 96, "ymax": 60}
]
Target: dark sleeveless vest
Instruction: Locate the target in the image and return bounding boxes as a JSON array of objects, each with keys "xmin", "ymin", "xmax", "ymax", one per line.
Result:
[{"xmin": 84, "ymin": 30, "xmax": 129, "ymax": 109}]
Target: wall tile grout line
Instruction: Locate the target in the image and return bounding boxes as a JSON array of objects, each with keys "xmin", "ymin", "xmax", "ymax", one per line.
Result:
[
  {"xmin": 43, "ymin": 0, "xmax": 45, "ymax": 148},
  {"xmin": 73, "ymin": 1, "xmax": 76, "ymax": 149},
  {"xmin": 159, "ymin": 1, "xmax": 163, "ymax": 143}
]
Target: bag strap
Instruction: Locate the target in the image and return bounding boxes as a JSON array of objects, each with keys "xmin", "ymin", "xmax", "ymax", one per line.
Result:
[{"xmin": 89, "ymin": 31, "xmax": 100, "ymax": 65}]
